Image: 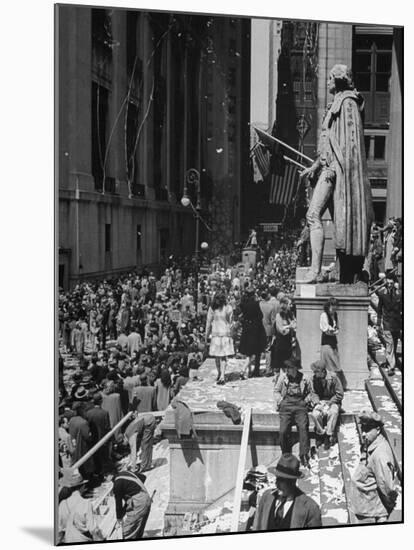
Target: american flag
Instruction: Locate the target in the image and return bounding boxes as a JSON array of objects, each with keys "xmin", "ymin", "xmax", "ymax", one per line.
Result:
[
  {"xmin": 269, "ymin": 163, "xmax": 299, "ymax": 205},
  {"xmin": 251, "ymin": 142, "xmax": 270, "ymax": 180}
]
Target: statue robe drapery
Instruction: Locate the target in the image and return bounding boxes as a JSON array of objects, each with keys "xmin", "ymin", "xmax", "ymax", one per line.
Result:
[{"xmin": 327, "ymin": 90, "xmax": 374, "ymax": 257}]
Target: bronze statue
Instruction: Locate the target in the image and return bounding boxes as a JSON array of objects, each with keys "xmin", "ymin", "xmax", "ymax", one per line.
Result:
[{"xmin": 298, "ymin": 64, "xmax": 374, "ymax": 284}]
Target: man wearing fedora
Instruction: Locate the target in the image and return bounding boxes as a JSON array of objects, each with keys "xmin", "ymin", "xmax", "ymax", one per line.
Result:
[
  {"xmin": 274, "ymin": 357, "xmax": 313, "ymax": 467},
  {"xmin": 252, "ymin": 453, "xmax": 321, "ymax": 531},
  {"xmin": 309, "ymin": 360, "xmax": 344, "ymax": 449},
  {"xmin": 349, "ymin": 410, "xmax": 398, "ymax": 523}
]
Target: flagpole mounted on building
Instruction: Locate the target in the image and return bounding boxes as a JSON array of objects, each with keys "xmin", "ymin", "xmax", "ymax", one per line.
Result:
[{"xmin": 253, "ymin": 126, "xmax": 314, "ymax": 164}]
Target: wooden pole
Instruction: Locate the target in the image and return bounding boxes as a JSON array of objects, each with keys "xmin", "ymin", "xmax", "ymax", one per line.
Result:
[{"xmin": 230, "ymin": 407, "xmax": 252, "ymax": 532}]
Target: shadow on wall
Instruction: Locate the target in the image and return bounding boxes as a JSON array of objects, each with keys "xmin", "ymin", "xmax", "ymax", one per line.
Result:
[{"xmin": 179, "ymin": 436, "xmax": 205, "ymax": 468}]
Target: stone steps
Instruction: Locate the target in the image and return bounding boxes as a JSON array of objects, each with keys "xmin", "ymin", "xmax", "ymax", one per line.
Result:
[
  {"xmin": 378, "ymin": 365, "xmax": 402, "ymax": 413},
  {"xmin": 337, "ymin": 418, "xmax": 362, "ymax": 525},
  {"xmin": 316, "ymin": 442, "xmax": 349, "ymax": 526},
  {"xmin": 373, "ymin": 342, "xmax": 403, "ymax": 413}
]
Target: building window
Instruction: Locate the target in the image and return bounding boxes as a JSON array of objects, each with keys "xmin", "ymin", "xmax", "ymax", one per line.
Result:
[
  {"xmin": 91, "ymin": 81, "xmax": 109, "ymax": 191},
  {"xmin": 126, "ymin": 11, "xmax": 142, "ymax": 95},
  {"xmin": 91, "ymin": 9, "xmax": 113, "ymax": 83},
  {"xmin": 136, "ymin": 224, "xmax": 141, "ymax": 251},
  {"xmin": 126, "ymin": 101, "xmax": 139, "ymax": 186},
  {"xmin": 105, "ymin": 223, "xmax": 111, "ymax": 252},
  {"xmin": 292, "ymin": 73, "xmax": 314, "ymax": 103},
  {"xmin": 363, "ymin": 132, "xmax": 387, "ymax": 162},
  {"xmin": 353, "ymin": 33, "xmax": 392, "ymax": 125},
  {"xmin": 364, "ymin": 135, "xmax": 371, "ymax": 157},
  {"xmin": 374, "ymin": 135, "xmax": 386, "ymax": 159}
]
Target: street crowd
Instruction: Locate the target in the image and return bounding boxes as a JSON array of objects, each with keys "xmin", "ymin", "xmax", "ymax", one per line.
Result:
[{"xmin": 57, "ymin": 218, "xmax": 402, "ymax": 542}]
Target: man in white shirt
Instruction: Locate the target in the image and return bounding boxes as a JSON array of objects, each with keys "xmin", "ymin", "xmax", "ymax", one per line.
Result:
[{"xmin": 127, "ymin": 325, "xmax": 143, "ymax": 355}]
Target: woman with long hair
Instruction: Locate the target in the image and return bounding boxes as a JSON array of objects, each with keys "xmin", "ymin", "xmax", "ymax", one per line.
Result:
[
  {"xmin": 320, "ymin": 297, "xmax": 347, "ymax": 390},
  {"xmin": 270, "ymin": 296, "xmax": 296, "ymax": 376},
  {"xmin": 238, "ymin": 287, "xmax": 267, "ymax": 378},
  {"xmin": 205, "ymin": 291, "xmax": 235, "ymax": 385},
  {"xmin": 154, "ymin": 367, "xmax": 172, "ymax": 411}
]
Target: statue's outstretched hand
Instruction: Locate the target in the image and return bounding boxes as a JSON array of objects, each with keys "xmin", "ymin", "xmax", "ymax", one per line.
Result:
[{"xmin": 299, "ymin": 166, "xmax": 314, "ymax": 180}]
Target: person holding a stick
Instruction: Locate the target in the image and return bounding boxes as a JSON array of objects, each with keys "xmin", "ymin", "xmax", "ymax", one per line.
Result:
[{"xmin": 103, "ymin": 465, "xmax": 152, "ymax": 540}]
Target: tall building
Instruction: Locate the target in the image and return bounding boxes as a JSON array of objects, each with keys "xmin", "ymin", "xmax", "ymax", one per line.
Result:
[
  {"xmin": 247, "ymin": 19, "xmax": 402, "ymax": 234},
  {"xmin": 57, "ymin": 6, "xmax": 250, "ymax": 288}
]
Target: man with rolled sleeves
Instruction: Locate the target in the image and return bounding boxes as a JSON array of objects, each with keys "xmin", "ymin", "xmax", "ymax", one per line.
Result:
[
  {"xmin": 124, "ymin": 413, "xmax": 157, "ymax": 473},
  {"xmin": 274, "ymin": 358, "xmax": 313, "ymax": 468},
  {"xmin": 309, "ymin": 360, "xmax": 344, "ymax": 449}
]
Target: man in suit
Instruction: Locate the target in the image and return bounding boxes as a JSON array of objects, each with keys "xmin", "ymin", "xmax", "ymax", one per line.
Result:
[
  {"xmin": 85, "ymin": 392, "xmax": 111, "ymax": 479},
  {"xmin": 252, "ymin": 453, "xmax": 321, "ymax": 531},
  {"xmin": 127, "ymin": 324, "xmax": 143, "ymax": 356},
  {"xmin": 124, "ymin": 413, "xmax": 157, "ymax": 473},
  {"xmin": 131, "ymin": 373, "xmax": 156, "ymax": 414},
  {"xmin": 68, "ymin": 402, "xmax": 94, "ymax": 480},
  {"xmin": 259, "ymin": 289, "xmax": 278, "ymax": 377}
]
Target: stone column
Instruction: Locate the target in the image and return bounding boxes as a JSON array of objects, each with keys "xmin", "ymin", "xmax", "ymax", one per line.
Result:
[
  {"xmin": 58, "ymin": 5, "xmax": 93, "ymax": 193},
  {"xmin": 386, "ymin": 29, "xmax": 402, "ymax": 219},
  {"xmin": 140, "ymin": 16, "xmax": 154, "ymax": 200},
  {"xmin": 110, "ymin": 10, "xmax": 128, "ymax": 196}
]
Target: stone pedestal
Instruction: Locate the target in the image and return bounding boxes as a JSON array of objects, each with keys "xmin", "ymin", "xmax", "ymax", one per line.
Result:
[
  {"xmin": 241, "ymin": 247, "xmax": 256, "ymax": 267},
  {"xmin": 295, "ymin": 287, "xmax": 370, "ymax": 390},
  {"xmin": 161, "ymin": 410, "xmax": 283, "ymax": 529}
]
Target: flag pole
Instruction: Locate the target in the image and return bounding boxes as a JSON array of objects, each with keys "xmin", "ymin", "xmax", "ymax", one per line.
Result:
[
  {"xmin": 254, "ymin": 127, "xmax": 314, "ymax": 164},
  {"xmin": 283, "ymin": 155, "xmax": 306, "ymax": 170}
]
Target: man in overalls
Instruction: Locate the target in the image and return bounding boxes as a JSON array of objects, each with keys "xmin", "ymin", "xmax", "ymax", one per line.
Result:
[{"xmin": 274, "ymin": 358, "xmax": 313, "ymax": 468}]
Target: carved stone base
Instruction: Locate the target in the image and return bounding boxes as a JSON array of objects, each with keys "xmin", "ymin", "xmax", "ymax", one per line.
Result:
[{"xmin": 294, "ymin": 290, "xmax": 370, "ymax": 390}]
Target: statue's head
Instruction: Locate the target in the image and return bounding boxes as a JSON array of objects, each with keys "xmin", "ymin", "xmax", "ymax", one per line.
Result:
[{"xmin": 328, "ymin": 64, "xmax": 354, "ymax": 93}]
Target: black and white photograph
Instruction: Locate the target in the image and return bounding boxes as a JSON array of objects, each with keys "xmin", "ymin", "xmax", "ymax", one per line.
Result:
[{"xmin": 53, "ymin": 1, "xmax": 403, "ymax": 545}]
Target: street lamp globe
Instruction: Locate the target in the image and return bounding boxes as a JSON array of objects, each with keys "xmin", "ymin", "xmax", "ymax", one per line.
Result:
[
  {"xmin": 181, "ymin": 196, "xmax": 191, "ymax": 207},
  {"xmin": 200, "ymin": 242, "xmax": 209, "ymax": 250}
]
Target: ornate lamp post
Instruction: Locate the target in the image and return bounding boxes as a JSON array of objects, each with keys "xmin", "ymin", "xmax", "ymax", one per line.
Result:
[{"xmin": 181, "ymin": 168, "xmax": 202, "ymax": 315}]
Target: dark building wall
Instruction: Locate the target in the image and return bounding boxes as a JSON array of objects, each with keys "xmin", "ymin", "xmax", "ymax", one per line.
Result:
[{"xmin": 57, "ymin": 6, "xmax": 250, "ymax": 286}]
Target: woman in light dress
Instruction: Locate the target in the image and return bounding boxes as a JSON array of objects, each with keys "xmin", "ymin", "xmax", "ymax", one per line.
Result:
[{"xmin": 205, "ymin": 291, "xmax": 234, "ymax": 385}]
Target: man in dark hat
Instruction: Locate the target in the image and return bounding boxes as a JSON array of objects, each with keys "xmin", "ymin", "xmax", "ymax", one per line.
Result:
[
  {"xmin": 377, "ymin": 269, "xmax": 402, "ymax": 376},
  {"xmin": 274, "ymin": 358, "xmax": 313, "ymax": 467},
  {"xmin": 252, "ymin": 453, "xmax": 321, "ymax": 530},
  {"xmin": 349, "ymin": 410, "xmax": 398, "ymax": 523},
  {"xmin": 309, "ymin": 360, "xmax": 344, "ymax": 449}
]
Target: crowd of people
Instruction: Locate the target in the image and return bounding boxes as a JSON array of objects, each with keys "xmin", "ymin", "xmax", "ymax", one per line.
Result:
[{"xmin": 57, "ymin": 220, "xmax": 402, "ymax": 542}]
